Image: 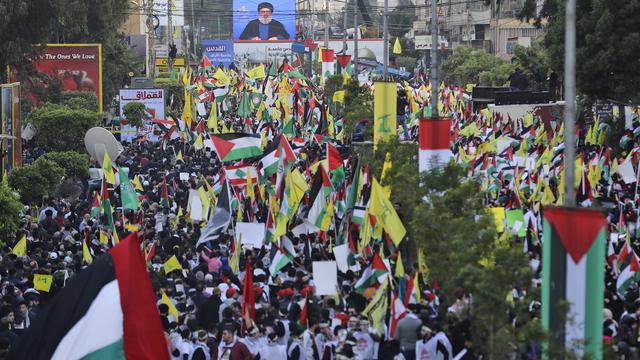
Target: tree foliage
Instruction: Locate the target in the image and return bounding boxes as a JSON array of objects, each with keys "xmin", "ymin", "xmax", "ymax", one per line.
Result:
[
  {"xmin": 411, "ymin": 166, "xmax": 532, "ymax": 356},
  {"xmin": 8, "ymin": 158, "xmax": 65, "ymax": 204},
  {"xmin": 60, "ymin": 91, "xmax": 100, "ymax": 111},
  {"xmin": 520, "ymin": 0, "xmax": 640, "ymax": 103},
  {"xmin": 440, "ymin": 46, "xmax": 515, "ymax": 87},
  {"xmin": 0, "ymin": 178, "xmax": 23, "ymax": 242},
  {"xmin": 343, "ymin": 80, "xmax": 374, "ymax": 141},
  {"xmin": 123, "ymin": 102, "xmax": 146, "ymax": 128},
  {"xmin": 26, "ymin": 103, "xmax": 101, "ymax": 152},
  {"xmin": 40, "ymin": 151, "xmax": 89, "ymax": 180},
  {"xmin": 155, "ymin": 78, "xmax": 185, "ymax": 114},
  {"xmin": 511, "ymin": 42, "xmax": 551, "ymax": 91},
  {"xmin": 0, "ymin": 0, "xmax": 57, "ymax": 80}
]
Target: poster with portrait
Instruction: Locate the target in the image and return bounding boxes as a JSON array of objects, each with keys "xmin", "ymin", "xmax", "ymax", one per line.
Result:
[
  {"xmin": 32, "ymin": 44, "xmax": 103, "ymax": 111},
  {"xmin": 233, "ymin": 0, "xmax": 295, "ymax": 41}
]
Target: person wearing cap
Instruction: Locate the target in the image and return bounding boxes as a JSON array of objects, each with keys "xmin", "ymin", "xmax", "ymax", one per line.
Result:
[
  {"xmin": 218, "ymin": 288, "xmax": 238, "ymax": 321},
  {"xmin": 239, "ymin": 2, "xmax": 290, "ymax": 41}
]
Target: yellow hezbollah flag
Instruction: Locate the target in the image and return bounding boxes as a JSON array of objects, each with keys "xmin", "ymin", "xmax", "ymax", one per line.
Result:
[
  {"xmin": 161, "ymin": 289, "xmax": 180, "ymax": 320},
  {"xmin": 83, "ymin": 240, "xmax": 93, "ymax": 264},
  {"xmin": 380, "ymin": 152, "xmax": 392, "ymax": 198},
  {"xmin": 132, "ymin": 175, "xmax": 144, "ymax": 191},
  {"xmin": 370, "ymin": 178, "xmax": 406, "ymax": 246},
  {"xmin": 207, "ymin": 99, "xmax": 219, "ymax": 131},
  {"xmin": 395, "ymin": 251, "xmax": 405, "ymax": 278},
  {"xmin": 213, "ymin": 68, "xmax": 230, "ymax": 86},
  {"xmin": 163, "ymin": 255, "xmax": 182, "ymax": 274},
  {"xmin": 373, "ymin": 81, "xmax": 397, "ymax": 147},
  {"xmin": 333, "ymin": 90, "xmax": 346, "ymax": 103},
  {"xmin": 103, "ymin": 152, "xmax": 116, "ymax": 185},
  {"xmin": 247, "ymin": 64, "xmax": 266, "ymax": 79},
  {"xmin": 12, "ymin": 234, "xmax": 26, "ymax": 257},
  {"xmin": 362, "ymin": 277, "xmax": 389, "ymax": 336},
  {"xmin": 393, "ymin": 37, "xmax": 402, "ymax": 54},
  {"xmin": 33, "ymin": 274, "xmax": 53, "ymax": 292}
]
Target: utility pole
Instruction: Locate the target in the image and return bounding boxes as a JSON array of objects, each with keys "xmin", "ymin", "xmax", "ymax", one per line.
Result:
[
  {"xmin": 563, "ymin": 0, "xmax": 576, "ymax": 206},
  {"xmin": 430, "ymin": 0, "xmax": 438, "ymax": 119},
  {"xmin": 382, "ymin": 0, "xmax": 388, "ymax": 80},
  {"xmin": 145, "ymin": 0, "xmax": 156, "ymax": 79},
  {"xmin": 324, "ymin": 0, "xmax": 330, "ymax": 48},
  {"xmin": 167, "ymin": 0, "xmax": 173, "ymax": 72},
  {"xmin": 190, "ymin": 0, "xmax": 196, "ymax": 56},
  {"xmin": 353, "ymin": 2, "xmax": 358, "ymax": 75},
  {"xmin": 342, "ymin": 1, "xmax": 348, "ymax": 54}
]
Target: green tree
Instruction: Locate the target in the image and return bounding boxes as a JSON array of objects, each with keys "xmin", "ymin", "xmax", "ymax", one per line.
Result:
[
  {"xmin": 0, "ymin": 178, "xmax": 23, "ymax": 242},
  {"xmin": 155, "ymin": 78, "xmax": 184, "ymax": 113},
  {"xmin": 60, "ymin": 91, "xmax": 99, "ymax": 111},
  {"xmin": 123, "ymin": 102, "xmax": 146, "ymax": 128},
  {"xmin": 40, "ymin": 151, "xmax": 89, "ymax": 180},
  {"xmin": 511, "ymin": 42, "xmax": 551, "ymax": 91},
  {"xmin": 0, "ymin": 0, "xmax": 57, "ymax": 81},
  {"xmin": 46, "ymin": 0, "xmax": 141, "ymax": 109},
  {"xmin": 8, "ymin": 158, "xmax": 65, "ymax": 204},
  {"xmin": 520, "ymin": 0, "xmax": 640, "ymax": 103},
  {"xmin": 343, "ymin": 80, "xmax": 374, "ymax": 140},
  {"xmin": 440, "ymin": 46, "xmax": 515, "ymax": 87},
  {"xmin": 411, "ymin": 165, "xmax": 532, "ymax": 357},
  {"xmin": 27, "ymin": 103, "xmax": 101, "ymax": 152}
]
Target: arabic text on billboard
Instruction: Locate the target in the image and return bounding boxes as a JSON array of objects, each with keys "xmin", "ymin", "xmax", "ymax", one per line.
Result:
[
  {"xmin": 203, "ymin": 40, "xmax": 235, "ymax": 67},
  {"xmin": 233, "ymin": 0, "xmax": 295, "ymax": 41},
  {"xmin": 119, "ymin": 89, "xmax": 165, "ymax": 142},
  {"xmin": 33, "ymin": 44, "xmax": 103, "ymax": 112}
]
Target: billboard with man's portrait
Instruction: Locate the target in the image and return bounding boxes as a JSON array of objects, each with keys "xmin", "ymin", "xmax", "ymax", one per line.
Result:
[{"xmin": 233, "ymin": 0, "xmax": 295, "ymax": 41}]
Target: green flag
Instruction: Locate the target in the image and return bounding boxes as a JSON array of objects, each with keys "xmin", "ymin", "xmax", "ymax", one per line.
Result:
[{"xmin": 118, "ymin": 166, "xmax": 139, "ymax": 210}]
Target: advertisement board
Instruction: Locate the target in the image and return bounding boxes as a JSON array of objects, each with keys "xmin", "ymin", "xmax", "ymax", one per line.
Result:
[
  {"xmin": 32, "ymin": 44, "xmax": 103, "ymax": 112},
  {"xmin": 233, "ymin": 39, "xmax": 384, "ymax": 64},
  {"xmin": 0, "ymin": 83, "xmax": 21, "ymax": 175},
  {"xmin": 154, "ymin": 0, "xmax": 185, "ymax": 26},
  {"xmin": 119, "ymin": 89, "xmax": 165, "ymax": 142},
  {"xmin": 233, "ymin": 0, "xmax": 295, "ymax": 41},
  {"xmin": 202, "ymin": 40, "xmax": 235, "ymax": 68}
]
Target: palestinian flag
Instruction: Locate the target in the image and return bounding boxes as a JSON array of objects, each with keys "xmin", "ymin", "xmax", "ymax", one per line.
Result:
[
  {"xmin": 11, "ymin": 234, "xmax": 168, "ymax": 359},
  {"xmin": 224, "ymin": 165, "xmax": 258, "ymax": 186},
  {"xmin": 210, "ymin": 133, "xmax": 262, "ymax": 162},
  {"xmin": 269, "ymin": 244, "xmax": 293, "ymax": 277},
  {"xmin": 90, "ymin": 191, "xmax": 101, "ymax": 219},
  {"xmin": 306, "ymin": 168, "xmax": 331, "ymax": 230},
  {"xmin": 355, "ymin": 252, "xmax": 388, "ymax": 293},
  {"xmin": 327, "ymin": 142, "xmax": 345, "ymax": 187},
  {"xmin": 617, "ymin": 250, "xmax": 640, "ymax": 297},
  {"xmin": 541, "ymin": 207, "xmax": 606, "ymax": 358},
  {"xmin": 196, "ymin": 179, "xmax": 232, "ymax": 248},
  {"xmin": 418, "ymin": 118, "xmax": 452, "ymax": 172},
  {"xmin": 259, "ymin": 135, "xmax": 296, "ymax": 178},
  {"xmin": 100, "ymin": 178, "xmax": 114, "ymax": 232}
]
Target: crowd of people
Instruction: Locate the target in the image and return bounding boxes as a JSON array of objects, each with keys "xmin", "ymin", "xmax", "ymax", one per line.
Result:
[{"xmin": 1, "ymin": 56, "xmax": 640, "ymax": 359}]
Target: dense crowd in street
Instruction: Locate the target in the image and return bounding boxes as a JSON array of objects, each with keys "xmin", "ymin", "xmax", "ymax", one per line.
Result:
[{"xmin": 2, "ymin": 59, "xmax": 640, "ymax": 359}]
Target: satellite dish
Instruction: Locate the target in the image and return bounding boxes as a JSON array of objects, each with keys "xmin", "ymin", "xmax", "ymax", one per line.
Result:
[{"xmin": 84, "ymin": 127, "xmax": 124, "ymax": 166}]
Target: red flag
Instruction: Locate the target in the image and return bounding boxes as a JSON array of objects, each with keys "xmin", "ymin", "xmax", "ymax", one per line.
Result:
[
  {"xmin": 299, "ymin": 295, "xmax": 308, "ymax": 328},
  {"xmin": 241, "ymin": 259, "xmax": 255, "ymax": 334},
  {"xmin": 327, "ymin": 142, "xmax": 343, "ymax": 171}
]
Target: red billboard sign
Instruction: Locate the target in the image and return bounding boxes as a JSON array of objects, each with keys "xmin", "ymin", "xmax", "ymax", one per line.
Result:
[{"xmin": 32, "ymin": 44, "xmax": 103, "ymax": 111}]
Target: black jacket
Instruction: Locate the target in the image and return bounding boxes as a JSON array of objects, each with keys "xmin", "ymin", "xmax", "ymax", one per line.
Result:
[{"xmin": 239, "ymin": 19, "xmax": 290, "ymax": 40}]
